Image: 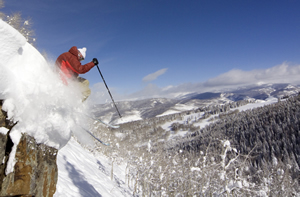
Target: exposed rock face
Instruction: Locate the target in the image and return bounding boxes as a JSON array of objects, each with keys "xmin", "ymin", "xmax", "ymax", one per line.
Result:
[{"xmin": 0, "ymin": 101, "xmax": 58, "ymax": 197}]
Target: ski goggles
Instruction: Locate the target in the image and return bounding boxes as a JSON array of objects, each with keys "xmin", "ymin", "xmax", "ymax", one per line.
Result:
[{"xmin": 78, "ymin": 53, "xmax": 84, "ymax": 61}]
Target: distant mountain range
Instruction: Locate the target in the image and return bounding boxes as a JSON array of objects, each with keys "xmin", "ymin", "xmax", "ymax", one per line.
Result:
[{"xmin": 91, "ymin": 83, "xmax": 300, "ymax": 124}]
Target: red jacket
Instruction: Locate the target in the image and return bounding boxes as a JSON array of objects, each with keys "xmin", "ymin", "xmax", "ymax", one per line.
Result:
[{"xmin": 56, "ymin": 46, "xmax": 95, "ymax": 79}]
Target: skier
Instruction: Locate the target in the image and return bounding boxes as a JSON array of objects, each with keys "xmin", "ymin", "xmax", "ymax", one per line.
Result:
[{"xmin": 55, "ymin": 46, "xmax": 99, "ymax": 101}]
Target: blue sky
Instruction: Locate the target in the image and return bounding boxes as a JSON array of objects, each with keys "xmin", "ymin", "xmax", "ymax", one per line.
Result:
[{"xmin": 2, "ymin": 0, "xmax": 300, "ymax": 103}]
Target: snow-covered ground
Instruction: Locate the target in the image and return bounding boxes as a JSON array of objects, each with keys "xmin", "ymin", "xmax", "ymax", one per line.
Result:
[
  {"xmin": 157, "ymin": 103, "xmax": 197, "ymax": 117},
  {"xmin": 55, "ymin": 138, "xmax": 132, "ymax": 197},
  {"xmin": 114, "ymin": 110, "xmax": 142, "ymax": 124}
]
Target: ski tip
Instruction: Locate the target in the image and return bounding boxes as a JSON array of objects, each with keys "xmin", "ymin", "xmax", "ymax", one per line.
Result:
[
  {"xmin": 95, "ymin": 139, "xmax": 110, "ymax": 146},
  {"xmin": 101, "ymin": 141, "xmax": 110, "ymax": 146}
]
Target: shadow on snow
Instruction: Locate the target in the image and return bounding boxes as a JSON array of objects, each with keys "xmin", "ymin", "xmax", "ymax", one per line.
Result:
[{"xmin": 64, "ymin": 156, "xmax": 102, "ymax": 197}]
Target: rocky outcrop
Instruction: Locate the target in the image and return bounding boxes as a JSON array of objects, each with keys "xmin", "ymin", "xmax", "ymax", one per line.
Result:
[{"xmin": 0, "ymin": 100, "xmax": 58, "ymax": 197}]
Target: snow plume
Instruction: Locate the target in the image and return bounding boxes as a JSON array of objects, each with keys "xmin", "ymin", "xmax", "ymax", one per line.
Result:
[{"xmin": 0, "ymin": 19, "xmax": 94, "ymax": 153}]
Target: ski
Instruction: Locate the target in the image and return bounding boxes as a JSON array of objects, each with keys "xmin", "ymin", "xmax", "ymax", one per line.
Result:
[
  {"xmin": 81, "ymin": 127, "xmax": 110, "ymax": 146},
  {"xmin": 92, "ymin": 118, "xmax": 120, "ymax": 129},
  {"xmin": 84, "ymin": 114, "xmax": 120, "ymax": 129},
  {"xmin": 76, "ymin": 112, "xmax": 120, "ymax": 129}
]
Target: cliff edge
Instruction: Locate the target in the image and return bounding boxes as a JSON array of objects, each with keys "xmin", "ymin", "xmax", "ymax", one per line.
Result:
[{"xmin": 0, "ymin": 100, "xmax": 58, "ymax": 197}]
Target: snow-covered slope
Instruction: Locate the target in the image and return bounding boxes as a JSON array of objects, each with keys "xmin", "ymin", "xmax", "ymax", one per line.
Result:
[
  {"xmin": 160, "ymin": 96, "xmax": 279, "ymax": 141},
  {"xmin": 93, "ymin": 83, "xmax": 300, "ymax": 124},
  {"xmin": 55, "ymin": 138, "xmax": 132, "ymax": 197}
]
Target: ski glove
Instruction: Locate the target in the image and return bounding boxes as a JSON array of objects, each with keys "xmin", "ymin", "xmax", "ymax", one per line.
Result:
[{"xmin": 93, "ymin": 58, "xmax": 99, "ymax": 65}]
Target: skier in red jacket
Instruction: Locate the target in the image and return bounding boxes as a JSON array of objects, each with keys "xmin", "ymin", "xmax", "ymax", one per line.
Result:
[{"xmin": 56, "ymin": 46, "xmax": 99, "ymax": 101}]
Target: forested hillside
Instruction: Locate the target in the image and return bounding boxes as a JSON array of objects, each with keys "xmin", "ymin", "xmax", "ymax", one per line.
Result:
[
  {"xmin": 91, "ymin": 94, "xmax": 300, "ymax": 196},
  {"xmin": 181, "ymin": 94, "xmax": 300, "ymax": 167}
]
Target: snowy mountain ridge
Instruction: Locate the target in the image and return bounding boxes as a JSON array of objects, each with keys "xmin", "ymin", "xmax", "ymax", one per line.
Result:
[{"xmin": 92, "ymin": 83, "xmax": 300, "ymax": 124}]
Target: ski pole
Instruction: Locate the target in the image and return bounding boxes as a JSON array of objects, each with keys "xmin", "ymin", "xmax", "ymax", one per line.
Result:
[{"xmin": 96, "ymin": 65, "xmax": 122, "ymax": 118}]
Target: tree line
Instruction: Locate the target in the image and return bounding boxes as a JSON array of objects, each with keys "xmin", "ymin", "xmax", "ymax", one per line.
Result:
[{"xmin": 90, "ymin": 95, "xmax": 300, "ymax": 195}]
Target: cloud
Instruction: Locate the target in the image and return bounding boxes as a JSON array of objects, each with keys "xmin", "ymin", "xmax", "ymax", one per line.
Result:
[
  {"xmin": 204, "ymin": 63, "xmax": 300, "ymax": 87},
  {"xmin": 142, "ymin": 68, "xmax": 168, "ymax": 82}
]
